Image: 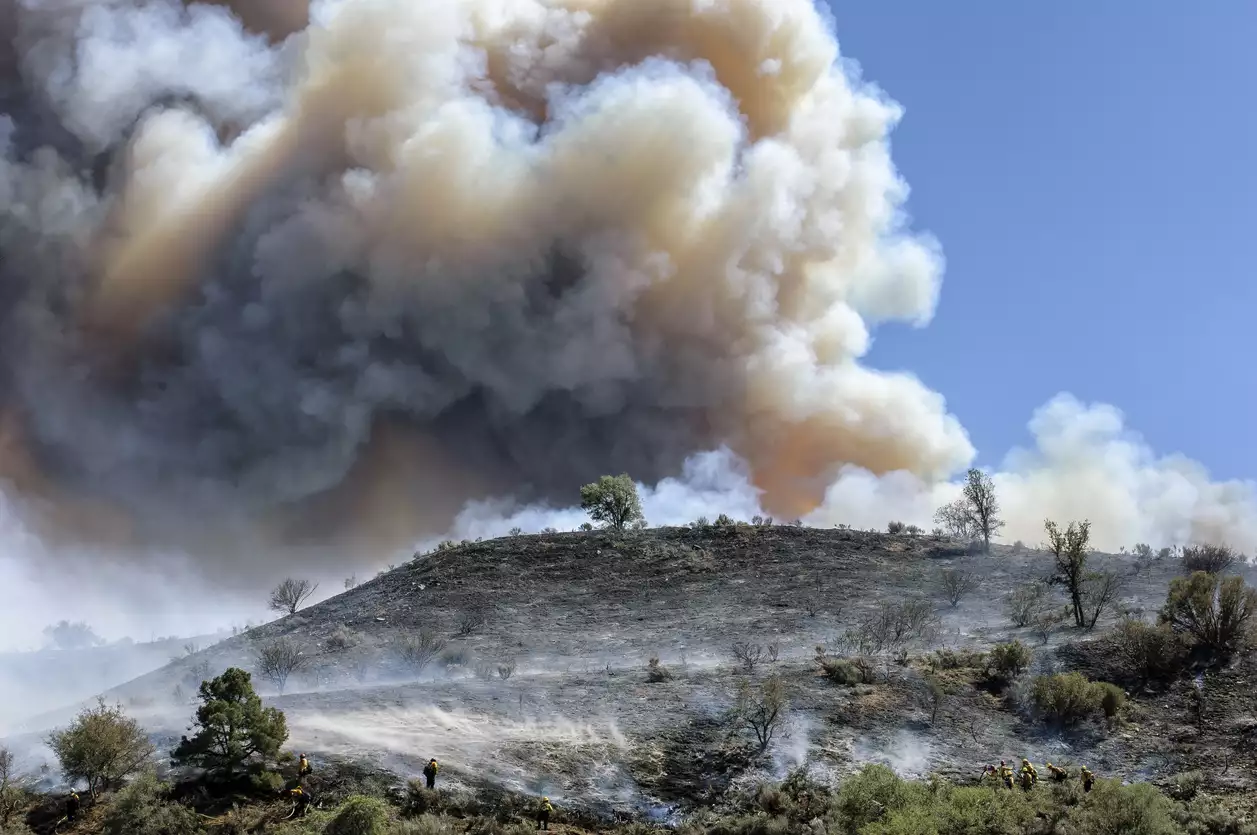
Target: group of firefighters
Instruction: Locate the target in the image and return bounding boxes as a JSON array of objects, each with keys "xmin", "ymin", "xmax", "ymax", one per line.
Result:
[
  {"xmin": 982, "ymin": 759, "xmax": 1096, "ymax": 793},
  {"xmin": 283, "ymin": 755, "xmax": 553, "ymax": 828}
]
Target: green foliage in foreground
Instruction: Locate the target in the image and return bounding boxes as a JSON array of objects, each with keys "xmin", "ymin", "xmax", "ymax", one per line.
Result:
[
  {"xmin": 681, "ymin": 765, "xmax": 1255, "ymax": 835},
  {"xmin": 6, "ymin": 758, "xmax": 1255, "ymax": 835}
]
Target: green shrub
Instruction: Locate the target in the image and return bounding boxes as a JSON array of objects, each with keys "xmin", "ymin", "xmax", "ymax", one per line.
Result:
[
  {"xmin": 1030, "ymin": 672, "xmax": 1102, "ymax": 724},
  {"xmin": 987, "ymin": 640, "xmax": 1033, "ymax": 682},
  {"xmin": 101, "ymin": 772, "xmax": 204, "ymax": 835},
  {"xmin": 1163, "ymin": 770, "xmax": 1204, "ymax": 802},
  {"xmin": 1068, "ymin": 780, "xmax": 1179, "ymax": 835},
  {"xmin": 250, "ymin": 769, "xmax": 286, "ymax": 794},
  {"xmin": 1175, "ymin": 796, "xmax": 1257, "ymax": 834},
  {"xmin": 927, "ymin": 648, "xmax": 986, "ymax": 671},
  {"xmin": 324, "ymin": 795, "xmax": 391, "ymax": 835},
  {"xmin": 1096, "ymin": 682, "xmax": 1126, "ymax": 719}
]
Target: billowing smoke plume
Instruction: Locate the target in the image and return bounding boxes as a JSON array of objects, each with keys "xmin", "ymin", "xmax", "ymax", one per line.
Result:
[
  {"xmin": 1, "ymin": 0, "xmax": 1255, "ymax": 627},
  {"xmin": 0, "ymin": 0, "xmax": 967, "ymax": 566}
]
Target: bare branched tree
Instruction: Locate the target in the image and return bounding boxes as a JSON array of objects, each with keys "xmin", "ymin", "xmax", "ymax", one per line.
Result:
[
  {"xmin": 730, "ymin": 642, "xmax": 765, "ymax": 672},
  {"xmin": 932, "ymin": 498, "xmax": 974, "ymax": 540},
  {"xmin": 1180, "ymin": 544, "xmax": 1239, "ymax": 575},
  {"xmin": 735, "ymin": 676, "xmax": 788, "ymax": 753},
  {"xmin": 1045, "ymin": 519, "xmax": 1093, "ymax": 628},
  {"xmin": 254, "ymin": 637, "xmax": 307, "ymax": 695},
  {"xmin": 268, "ymin": 578, "xmax": 319, "ymax": 616},
  {"xmin": 395, "ymin": 629, "xmax": 447, "ymax": 675},
  {"xmin": 938, "ymin": 568, "xmax": 981, "ymax": 608},
  {"xmin": 962, "ymin": 469, "xmax": 1005, "ymax": 553},
  {"xmin": 1081, "ymin": 569, "xmax": 1125, "ymax": 630}
]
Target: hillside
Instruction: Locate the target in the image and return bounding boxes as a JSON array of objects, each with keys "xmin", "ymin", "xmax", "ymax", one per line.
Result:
[{"xmin": 9, "ymin": 526, "xmax": 1257, "ymax": 820}]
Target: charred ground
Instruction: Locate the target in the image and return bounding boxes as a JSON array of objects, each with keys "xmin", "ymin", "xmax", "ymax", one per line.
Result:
[{"xmin": 8, "ymin": 525, "xmax": 1257, "ymax": 823}]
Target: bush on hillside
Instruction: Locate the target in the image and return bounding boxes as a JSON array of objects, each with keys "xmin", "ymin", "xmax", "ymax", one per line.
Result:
[
  {"xmin": 1095, "ymin": 682, "xmax": 1126, "ymax": 719},
  {"xmin": 646, "ymin": 658, "xmax": 672, "ymax": 683},
  {"xmin": 1160, "ymin": 572, "xmax": 1257, "ymax": 659},
  {"xmin": 1112, "ymin": 617, "xmax": 1188, "ymax": 686},
  {"xmin": 820, "ymin": 657, "xmax": 865, "ymax": 686},
  {"xmin": 1030, "ymin": 672, "xmax": 1105, "ymax": 725},
  {"xmin": 101, "ymin": 772, "xmax": 203, "ymax": 835},
  {"xmin": 325, "ymin": 795, "xmax": 391, "ymax": 835},
  {"xmin": 1180, "ymin": 544, "xmax": 1239, "ymax": 575},
  {"xmin": 986, "ymin": 640, "xmax": 1033, "ymax": 684},
  {"xmin": 887, "ymin": 521, "xmax": 907, "ymax": 534},
  {"xmin": 1005, "ymin": 581, "xmax": 1052, "ymax": 628}
]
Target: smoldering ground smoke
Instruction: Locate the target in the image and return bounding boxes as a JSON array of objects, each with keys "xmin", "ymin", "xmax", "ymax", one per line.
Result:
[{"xmin": 0, "ymin": 0, "xmax": 969, "ymax": 562}]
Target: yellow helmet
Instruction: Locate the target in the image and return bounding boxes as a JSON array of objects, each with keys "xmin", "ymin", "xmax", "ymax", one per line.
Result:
[{"xmin": 543, "ymin": 797, "xmax": 549, "ymax": 801}]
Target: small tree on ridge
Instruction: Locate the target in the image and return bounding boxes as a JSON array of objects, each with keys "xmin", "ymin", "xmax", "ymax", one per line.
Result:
[
  {"xmin": 579, "ymin": 473, "xmax": 644, "ymax": 531},
  {"xmin": 268, "ymin": 578, "xmax": 318, "ymax": 616}
]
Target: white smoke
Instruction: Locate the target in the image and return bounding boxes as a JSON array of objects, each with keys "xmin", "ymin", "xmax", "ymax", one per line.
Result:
[{"xmin": 443, "ymin": 393, "xmax": 1257, "ymax": 557}]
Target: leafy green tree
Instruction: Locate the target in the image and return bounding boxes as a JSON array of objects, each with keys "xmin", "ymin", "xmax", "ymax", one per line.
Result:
[
  {"xmin": 579, "ymin": 474, "xmax": 644, "ymax": 531},
  {"xmin": 48, "ymin": 700, "xmax": 153, "ymax": 799},
  {"xmin": 172, "ymin": 668, "xmax": 287, "ymax": 777}
]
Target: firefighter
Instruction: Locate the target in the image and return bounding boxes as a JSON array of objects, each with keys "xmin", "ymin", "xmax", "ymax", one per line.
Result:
[
  {"xmin": 1045, "ymin": 762, "xmax": 1069, "ymax": 782},
  {"xmin": 980, "ymin": 764, "xmax": 998, "ymax": 783},
  {"xmin": 423, "ymin": 758, "xmax": 440, "ymax": 790},
  {"xmin": 288, "ymin": 784, "xmax": 313, "ymax": 818},
  {"xmin": 299, "ymin": 753, "xmax": 311, "ymax": 777},
  {"xmin": 66, "ymin": 790, "xmax": 81, "ymax": 822},
  {"xmin": 1080, "ymin": 766, "xmax": 1095, "ymax": 793},
  {"xmin": 1019, "ymin": 759, "xmax": 1038, "ymax": 791},
  {"xmin": 997, "ymin": 761, "xmax": 1014, "ymax": 789},
  {"xmin": 537, "ymin": 796, "xmax": 553, "ymax": 831}
]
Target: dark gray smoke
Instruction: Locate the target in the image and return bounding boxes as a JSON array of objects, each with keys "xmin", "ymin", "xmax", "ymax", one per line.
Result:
[{"xmin": 0, "ymin": 0, "xmax": 966, "ymax": 564}]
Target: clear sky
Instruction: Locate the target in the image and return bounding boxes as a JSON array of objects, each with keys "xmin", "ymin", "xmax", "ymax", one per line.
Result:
[{"xmin": 825, "ymin": 2, "xmax": 1257, "ymax": 479}]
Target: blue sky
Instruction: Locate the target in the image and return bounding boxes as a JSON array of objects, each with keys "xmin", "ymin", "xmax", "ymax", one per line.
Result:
[{"xmin": 824, "ymin": 2, "xmax": 1257, "ymax": 479}]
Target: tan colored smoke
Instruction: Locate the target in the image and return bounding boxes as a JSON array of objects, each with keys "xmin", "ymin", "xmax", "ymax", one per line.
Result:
[{"xmin": 0, "ymin": 0, "xmax": 972, "ymax": 558}]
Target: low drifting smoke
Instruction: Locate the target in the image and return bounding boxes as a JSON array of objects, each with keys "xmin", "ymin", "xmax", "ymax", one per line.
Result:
[{"xmin": 0, "ymin": 0, "xmax": 1253, "ymax": 629}]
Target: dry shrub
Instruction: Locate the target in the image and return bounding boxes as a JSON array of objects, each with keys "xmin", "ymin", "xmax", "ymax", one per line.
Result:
[
  {"xmin": 938, "ymin": 569, "xmax": 981, "ymax": 607},
  {"xmin": 1180, "ymin": 544, "xmax": 1238, "ymax": 575},
  {"xmin": 646, "ymin": 658, "xmax": 672, "ymax": 683},
  {"xmin": 1112, "ymin": 618, "xmax": 1187, "ymax": 685},
  {"xmin": 1005, "ymin": 582, "xmax": 1051, "ymax": 628}
]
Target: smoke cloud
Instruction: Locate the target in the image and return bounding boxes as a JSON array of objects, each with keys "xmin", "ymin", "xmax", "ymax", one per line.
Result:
[
  {"xmin": 0, "ymin": 0, "xmax": 1253, "ymax": 627},
  {"xmin": 0, "ymin": 0, "xmax": 965, "ymax": 562}
]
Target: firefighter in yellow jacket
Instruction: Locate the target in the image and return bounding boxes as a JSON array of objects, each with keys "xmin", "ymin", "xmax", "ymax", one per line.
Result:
[
  {"xmin": 423, "ymin": 758, "xmax": 440, "ymax": 790},
  {"xmin": 997, "ymin": 761, "xmax": 1015, "ymax": 789},
  {"xmin": 537, "ymin": 796, "xmax": 554, "ymax": 831},
  {"xmin": 1019, "ymin": 759, "xmax": 1038, "ymax": 790},
  {"xmin": 1045, "ymin": 762, "xmax": 1068, "ymax": 782},
  {"xmin": 1081, "ymin": 766, "xmax": 1095, "ymax": 793}
]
